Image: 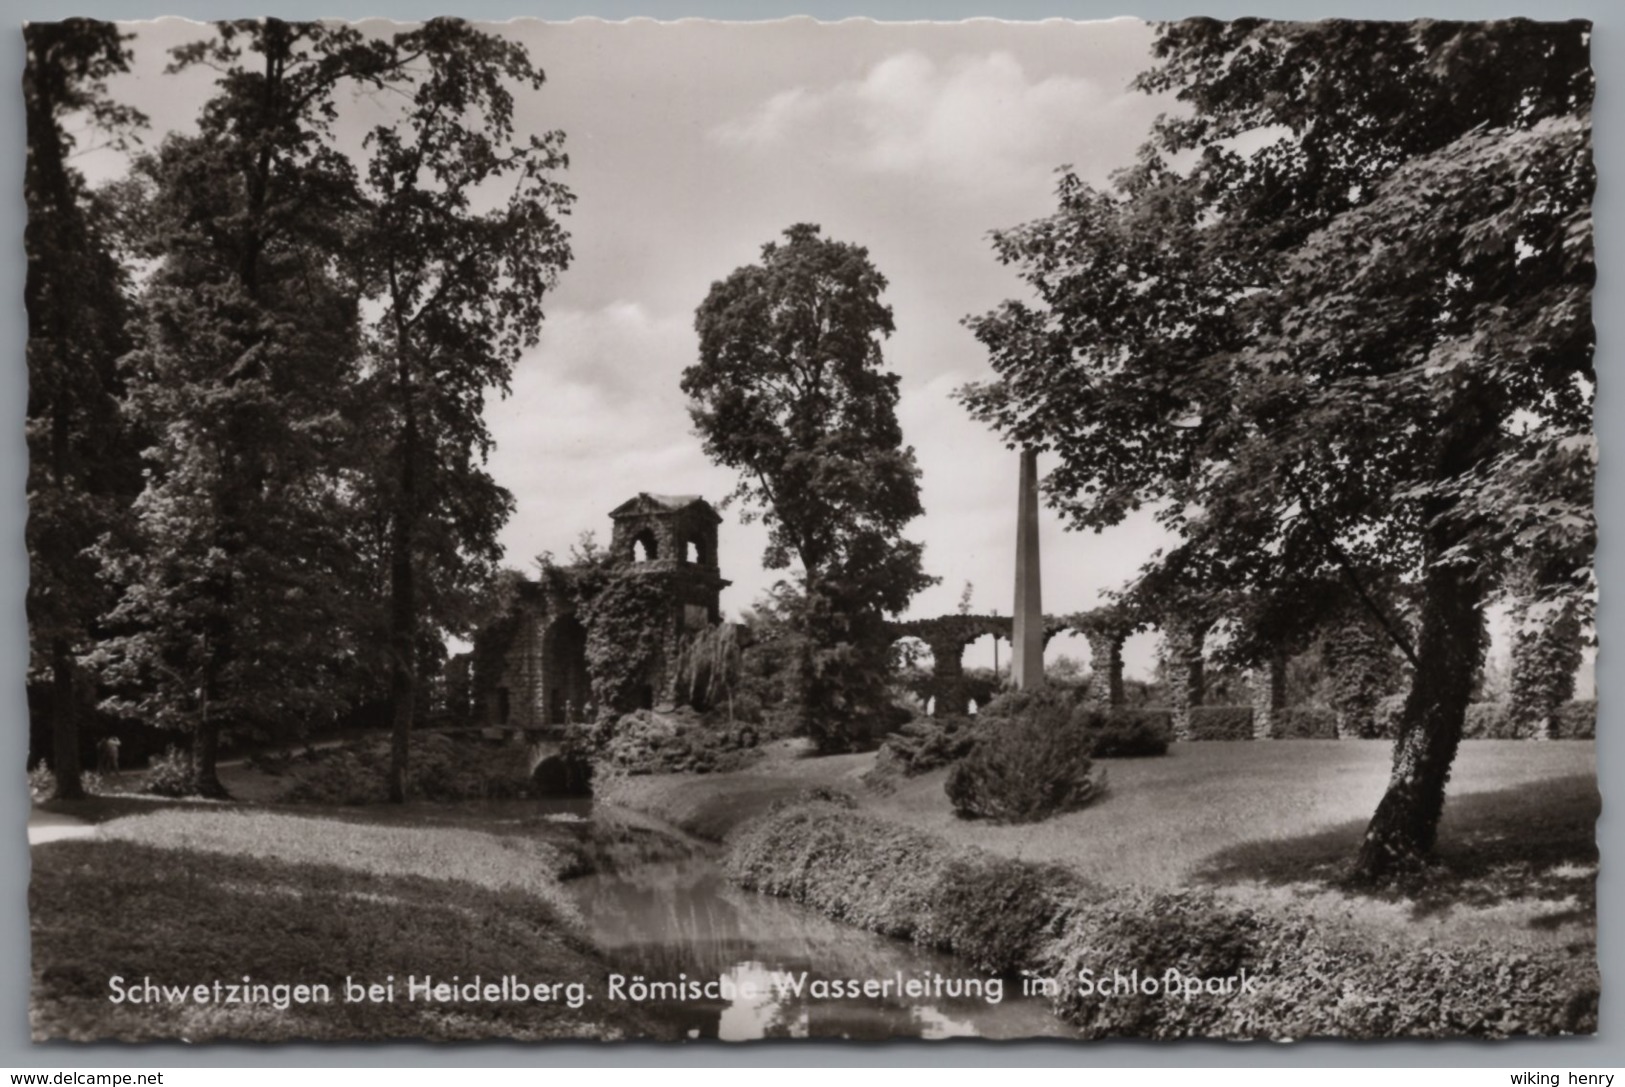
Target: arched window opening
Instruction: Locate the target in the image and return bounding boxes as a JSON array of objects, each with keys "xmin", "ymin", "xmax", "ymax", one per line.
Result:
[{"xmin": 631, "ymin": 529, "xmax": 658, "ymax": 563}]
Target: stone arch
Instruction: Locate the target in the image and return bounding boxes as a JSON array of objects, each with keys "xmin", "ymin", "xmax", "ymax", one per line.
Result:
[
  {"xmin": 541, "ymin": 616, "xmax": 591, "ymax": 726},
  {"xmin": 630, "ymin": 529, "xmax": 659, "ymax": 563},
  {"xmin": 890, "ymin": 634, "xmax": 935, "ymax": 673}
]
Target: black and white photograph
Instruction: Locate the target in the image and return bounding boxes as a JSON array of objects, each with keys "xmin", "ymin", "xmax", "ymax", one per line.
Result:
[{"xmin": 22, "ymin": 14, "xmax": 1598, "ymax": 1043}]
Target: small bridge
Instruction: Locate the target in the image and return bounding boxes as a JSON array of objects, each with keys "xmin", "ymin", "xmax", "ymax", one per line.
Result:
[{"xmin": 422, "ymin": 723, "xmax": 566, "ymax": 776}]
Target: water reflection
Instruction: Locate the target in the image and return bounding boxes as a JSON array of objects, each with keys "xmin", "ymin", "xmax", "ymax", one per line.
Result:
[{"xmin": 570, "ymin": 858, "xmax": 1072, "ymax": 1041}]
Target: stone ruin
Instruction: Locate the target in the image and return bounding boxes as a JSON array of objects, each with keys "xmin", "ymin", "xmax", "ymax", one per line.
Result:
[{"xmin": 472, "ymin": 493, "xmax": 730, "ymax": 731}]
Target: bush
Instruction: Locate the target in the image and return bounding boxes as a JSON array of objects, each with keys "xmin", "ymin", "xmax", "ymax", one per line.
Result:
[
  {"xmin": 726, "ymin": 801, "xmax": 1598, "ymax": 1039},
  {"xmin": 1462, "ymin": 701, "xmax": 1529, "ymax": 739},
  {"xmin": 1272, "ymin": 705, "xmax": 1338, "ymax": 739},
  {"xmin": 1187, "ymin": 705, "xmax": 1254, "ymax": 741},
  {"xmin": 1078, "ymin": 707, "xmax": 1171, "ymax": 758},
  {"xmin": 1043, "ymin": 888, "xmax": 1597, "ymax": 1039},
  {"xmin": 1373, "ymin": 693, "xmax": 1406, "ymax": 739},
  {"xmin": 727, "ymin": 798, "xmax": 1087, "ymax": 971},
  {"xmin": 28, "ymin": 764, "xmax": 109, "ymax": 802},
  {"xmin": 143, "ymin": 747, "xmax": 198, "ymax": 798},
  {"xmin": 866, "ymin": 714, "xmax": 982, "ymax": 784},
  {"xmin": 596, "ymin": 708, "xmax": 761, "ymax": 775},
  {"xmin": 976, "ymin": 684, "xmax": 1091, "ymax": 723},
  {"xmin": 1552, "ymin": 700, "xmax": 1596, "ymax": 739},
  {"xmin": 945, "ymin": 706, "xmax": 1105, "ymax": 823},
  {"xmin": 281, "ymin": 734, "xmax": 535, "ymax": 804},
  {"xmin": 929, "ymin": 855, "xmax": 1086, "ymax": 973}
]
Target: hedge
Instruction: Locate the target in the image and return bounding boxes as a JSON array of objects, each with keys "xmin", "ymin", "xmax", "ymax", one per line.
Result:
[
  {"xmin": 726, "ymin": 799, "xmax": 1598, "ymax": 1039},
  {"xmin": 1463, "ymin": 702, "xmax": 1526, "ymax": 739},
  {"xmin": 1082, "ymin": 707, "xmax": 1172, "ymax": 758},
  {"xmin": 1186, "ymin": 705, "xmax": 1254, "ymax": 741},
  {"xmin": 1271, "ymin": 705, "xmax": 1338, "ymax": 739},
  {"xmin": 1552, "ymin": 700, "xmax": 1596, "ymax": 739}
]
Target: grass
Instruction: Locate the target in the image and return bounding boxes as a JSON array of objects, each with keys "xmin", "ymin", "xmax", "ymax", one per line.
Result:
[
  {"xmin": 596, "ymin": 738, "xmax": 871, "ymax": 840},
  {"xmin": 29, "ymin": 805, "xmax": 669, "ymax": 1042},
  {"xmin": 867, "ymin": 739, "xmax": 1595, "ymax": 889},
  {"xmin": 95, "ymin": 808, "xmax": 583, "ymax": 922},
  {"xmin": 621, "ymin": 737, "xmax": 1597, "ymax": 950}
]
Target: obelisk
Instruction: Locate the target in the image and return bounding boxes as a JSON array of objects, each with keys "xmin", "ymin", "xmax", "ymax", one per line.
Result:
[{"xmin": 1011, "ymin": 446, "xmax": 1044, "ymax": 689}]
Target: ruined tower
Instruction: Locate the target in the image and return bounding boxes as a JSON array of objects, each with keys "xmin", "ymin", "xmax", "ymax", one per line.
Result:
[{"xmin": 476, "ymin": 493, "xmax": 730, "ymax": 730}]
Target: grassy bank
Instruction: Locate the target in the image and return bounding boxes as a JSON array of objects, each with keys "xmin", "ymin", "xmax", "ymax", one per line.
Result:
[
  {"xmin": 29, "ymin": 806, "xmax": 665, "ymax": 1042},
  {"xmin": 595, "ymin": 739, "xmax": 870, "ymax": 840},
  {"xmin": 727, "ymin": 796, "xmax": 1598, "ymax": 1039}
]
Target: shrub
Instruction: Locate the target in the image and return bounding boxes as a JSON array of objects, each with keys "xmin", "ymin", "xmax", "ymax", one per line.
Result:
[
  {"xmin": 727, "ymin": 798, "xmax": 1088, "ymax": 971},
  {"xmin": 1463, "ymin": 701, "xmax": 1528, "ymax": 739},
  {"xmin": 1042, "ymin": 888, "xmax": 1598, "ymax": 1039},
  {"xmin": 281, "ymin": 734, "xmax": 535, "ymax": 804},
  {"xmin": 976, "ymin": 684, "xmax": 1091, "ymax": 723},
  {"xmin": 1373, "ymin": 694, "xmax": 1406, "ymax": 739},
  {"xmin": 143, "ymin": 747, "xmax": 198, "ymax": 797},
  {"xmin": 597, "ymin": 708, "xmax": 760, "ymax": 775},
  {"xmin": 727, "ymin": 798, "xmax": 953, "ymax": 938},
  {"xmin": 1552, "ymin": 700, "xmax": 1596, "ymax": 739},
  {"xmin": 866, "ymin": 715, "xmax": 982, "ymax": 784},
  {"xmin": 28, "ymin": 764, "xmax": 108, "ymax": 802},
  {"xmin": 1077, "ymin": 707, "xmax": 1171, "ymax": 758},
  {"xmin": 929, "ymin": 855, "xmax": 1085, "ymax": 973},
  {"xmin": 1187, "ymin": 705, "xmax": 1254, "ymax": 740},
  {"xmin": 1272, "ymin": 705, "xmax": 1338, "ymax": 739},
  {"xmin": 726, "ymin": 801, "xmax": 1599, "ymax": 1039},
  {"xmin": 945, "ymin": 706, "xmax": 1104, "ymax": 823}
]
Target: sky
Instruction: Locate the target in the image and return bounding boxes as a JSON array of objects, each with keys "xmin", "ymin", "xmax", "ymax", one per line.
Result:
[
  {"xmin": 79, "ymin": 16, "xmax": 1579, "ymax": 688},
  {"xmin": 82, "ymin": 16, "xmax": 1180, "ymax": 676}
]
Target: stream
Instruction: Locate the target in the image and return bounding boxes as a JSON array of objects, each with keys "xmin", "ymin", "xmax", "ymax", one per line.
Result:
[{"xmin": 531, "ymin": 797, "xmax": 1074, "ymax": 1041}]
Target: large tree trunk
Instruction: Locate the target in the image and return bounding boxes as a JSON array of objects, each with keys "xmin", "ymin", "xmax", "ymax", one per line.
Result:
[
  {"xmin": 387, "ymin": 340, "xmax": 419, "ymax": 804},
  {"xmin": 1352, "ymin": 543, "xmax": 1486, "ymax": 883},
  {"xmin": 193, "ymin": 711, "xmax": 228, "ymax": 799},
  {"xmin": 387, "ymin": 533, "xmax": 416, "ymax": 804},
  {"xmin": 49, "ymin": 640, "xmax": 84, "ymax": 800}
]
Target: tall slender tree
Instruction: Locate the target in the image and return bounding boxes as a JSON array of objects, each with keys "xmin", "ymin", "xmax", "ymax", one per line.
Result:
[
  {"xmin": 685, "ymin": 224, "xmax": 934, "ymax": 751},
  {"xmin": 350, "ymin": 19, "xmax": 573, "ymax": 801},
  {"xmin": 23, "ymin": 20, "xmax": 146, "ymax": 799}
]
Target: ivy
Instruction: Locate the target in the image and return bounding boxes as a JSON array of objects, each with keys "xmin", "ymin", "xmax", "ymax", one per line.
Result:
[
  {"xmin": 580, "ymin": 571, "xmax": 674, "ymax": 718},
  {"xmin": 1509, "ymin": 601, "xmax": 1583, "ymax": 730},
  {"xmin": 1321, "ymin": 618, "xmax": 1403, "ymax": 738}
]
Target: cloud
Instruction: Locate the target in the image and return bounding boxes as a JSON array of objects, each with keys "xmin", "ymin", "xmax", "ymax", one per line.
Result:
[{"xmin": 712, "ymin": 50, "xmax": 1146, "ymax": 197}]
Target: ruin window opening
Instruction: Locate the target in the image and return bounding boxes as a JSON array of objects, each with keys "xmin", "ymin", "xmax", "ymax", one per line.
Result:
[{"xmin": 631, "ymin": 530, "xmax": 659, "ymax": 563}]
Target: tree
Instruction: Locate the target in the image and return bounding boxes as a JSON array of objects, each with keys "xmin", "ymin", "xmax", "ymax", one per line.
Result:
[
  {"xmin": 24, "ymin": 20, "xmax": 146, "ymax": 799},
  {"xmin": 960, "ymin": 19, "xmax": 1592, "ymax": 880},
  {"xmin": 91, "ymin": 21, "xmax": 392, "ymax": 795},
  {"xmin": 684, "ymin": 224, "xmax": 934, "ymax": 751},
  {"xmin": 350, "ymin": 18, "xmax": 573, "ymax": 801}
]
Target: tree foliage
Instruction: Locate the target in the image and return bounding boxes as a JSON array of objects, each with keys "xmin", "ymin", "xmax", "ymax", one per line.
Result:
[
  {"xmin": 960, "ymin": 19, "xmax": 1592, "ymax": 879},
  {"xmin": 685, "ymin": 224, "xmax": 935, "ymax": 751},
  {"xmin": 348, "ymin": 18, "xmax": 573, "ymax": 800},
  {"xmin": 23, "ymin": 20, "xmax": 147, "ymax": 799}
]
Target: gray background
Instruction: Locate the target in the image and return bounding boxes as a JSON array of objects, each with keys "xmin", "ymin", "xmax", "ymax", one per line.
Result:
[{"xmin": 1, "ymin": 0, "xmax": 1616, "ymax": 1067}]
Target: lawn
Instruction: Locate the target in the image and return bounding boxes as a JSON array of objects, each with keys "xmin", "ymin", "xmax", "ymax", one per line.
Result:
[
  {"xmin": 28, "ymin": 805, "xmax": 666, "ymax": 1042},
  {"xmin": 615, "ymin": 737, "xmax": 1598, "ymax": 949}
]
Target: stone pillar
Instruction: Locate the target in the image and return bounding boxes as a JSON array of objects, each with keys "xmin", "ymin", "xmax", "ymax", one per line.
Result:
[
  {"xmin": 927, "ymin": 636, "xmax": 966, "ymax": 678},
  {"xmin": 1085, "ymin": 629, "xmax": 1127, "ymax": 707},
  {"xmin": 1250, "ymin": 653, "xmax": 1287, "ymax": 739},
  {"xmin": 1011, "ymin": 447, "xmax": 1045, "ymax": 689},
  {"xmin": 1163, "ymin": 621, "xmax": 1208, "ymax": 741}
]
